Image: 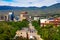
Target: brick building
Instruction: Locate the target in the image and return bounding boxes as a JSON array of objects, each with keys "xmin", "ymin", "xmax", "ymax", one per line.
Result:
[
  {"xmin": 40, "ymin": 17, "xmax": 60, "ymax": 27},
  {"xmin": 20, "ymin": 11, "xmax": 29, "ymax": 21}
]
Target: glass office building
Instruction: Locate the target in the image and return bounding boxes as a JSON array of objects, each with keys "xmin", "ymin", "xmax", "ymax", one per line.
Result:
[{"xmin": 8, "ymin": 12, "xmax": 14, "ymax": 21}]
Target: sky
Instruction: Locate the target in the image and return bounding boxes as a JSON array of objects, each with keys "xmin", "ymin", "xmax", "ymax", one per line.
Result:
[{"xmin": 0, "ymin": 0, "xmax": 60, "ymax": 7}]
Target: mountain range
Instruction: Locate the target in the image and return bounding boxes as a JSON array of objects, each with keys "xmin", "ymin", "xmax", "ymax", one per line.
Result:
[{"xmin": 0, "ymin": 3, "xmax": 60, "ymax": 16}]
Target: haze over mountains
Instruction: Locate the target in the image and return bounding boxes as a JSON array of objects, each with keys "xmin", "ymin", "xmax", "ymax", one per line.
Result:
[{"xmin": 0, "ymin": 3, "xmax": 60, "ymax": 16}]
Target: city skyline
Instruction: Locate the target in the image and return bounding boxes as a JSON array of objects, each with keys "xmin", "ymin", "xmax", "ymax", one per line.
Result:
[{"xmin": 0, "ymin": 0, "xmax": 60, "ymax": 7}]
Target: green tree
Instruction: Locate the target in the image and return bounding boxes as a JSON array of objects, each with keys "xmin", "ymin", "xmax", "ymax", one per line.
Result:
[{"xmin": 32, "ymin": 20, "xmax": 60, "ymax": 40}]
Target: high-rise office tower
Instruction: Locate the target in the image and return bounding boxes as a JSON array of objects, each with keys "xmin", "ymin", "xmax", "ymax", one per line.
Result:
[{"xmin": 8, "ymin": 12, "xmax": 14, "ymax": 21}]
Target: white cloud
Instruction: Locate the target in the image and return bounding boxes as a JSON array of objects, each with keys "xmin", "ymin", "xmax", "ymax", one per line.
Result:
[{"xmin": 0, "ymin": 0, "xmax": 58, "ymax": 7}]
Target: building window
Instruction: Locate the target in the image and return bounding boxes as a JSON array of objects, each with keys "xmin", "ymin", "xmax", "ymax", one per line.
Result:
[
  {"xmin": 30, "ymin": 30, "xmax": 33, "ymax": 33},
  {"xmin": 21, "ymin": 33, "xmax": 22, "ymax": 34}
]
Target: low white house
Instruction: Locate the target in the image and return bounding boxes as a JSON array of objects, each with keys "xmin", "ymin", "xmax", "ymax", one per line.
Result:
[
  {"xmin": 33, "ymin": 16, "xmax": 40, "ymax": 21},
  {"xmin": 40, "ymin": 19, "xmax": 49, "ymax": 26}
]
